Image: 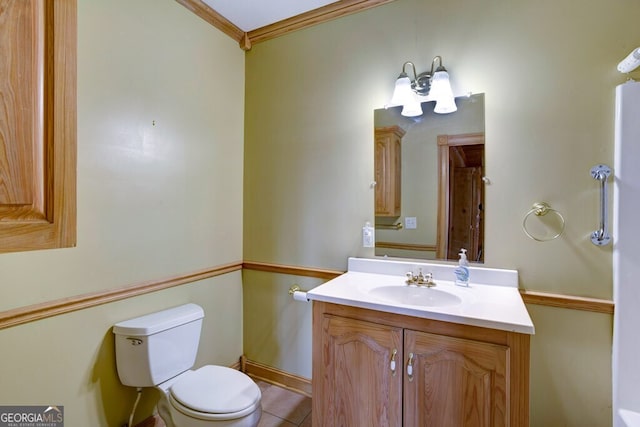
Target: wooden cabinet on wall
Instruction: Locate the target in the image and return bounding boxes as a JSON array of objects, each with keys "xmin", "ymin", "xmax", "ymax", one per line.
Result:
[
  {"xmin": 375, "ymin": 126, "xmax": 405, "ymax": 217},
  {"xmin": 312, "ymin": 301, "xmax": 530, "ymax": 426},
  {"xmin": 0, "ymin": 0, "xmax": 77, "ymax": 253}
]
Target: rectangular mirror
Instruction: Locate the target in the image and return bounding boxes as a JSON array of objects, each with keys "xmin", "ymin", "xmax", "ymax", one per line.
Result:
[{"xmin": 374, "ymin": 93, "xmax": 485, "ymax": 262}]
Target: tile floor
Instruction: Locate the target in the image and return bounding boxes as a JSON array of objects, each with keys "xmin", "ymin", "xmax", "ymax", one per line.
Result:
[{"xmin": 256, "ymin": 380, "xmax": 312, "ymax": 427}]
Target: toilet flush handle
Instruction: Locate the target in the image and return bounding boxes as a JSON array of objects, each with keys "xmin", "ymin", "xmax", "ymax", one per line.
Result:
[{"xmin": 127, "ymin": 337, "xmax": 143, "ymax": 346}]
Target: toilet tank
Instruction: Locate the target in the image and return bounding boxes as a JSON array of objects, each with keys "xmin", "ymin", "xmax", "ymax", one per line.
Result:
[{"xmin": 113, "ymin": 304, "xmax": 205, "ymax": 387}]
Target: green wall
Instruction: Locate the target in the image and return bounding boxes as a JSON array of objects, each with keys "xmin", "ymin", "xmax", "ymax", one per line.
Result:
[
  {"xmin": 0, "ymin": 0, "xmax": 636, "ymax": 425},
  {"xmin": 243, "ymin": 0, "xmax": 640, "ymax": 425},
  {"xmin": 0, "ymin": 1, "xmax": 245, "ymax": 426}
]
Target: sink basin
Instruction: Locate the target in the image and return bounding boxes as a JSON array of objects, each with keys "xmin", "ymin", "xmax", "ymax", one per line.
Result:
[{"xmin": 368, "ymin": 285, "xmax": 463, "ymax": 307}]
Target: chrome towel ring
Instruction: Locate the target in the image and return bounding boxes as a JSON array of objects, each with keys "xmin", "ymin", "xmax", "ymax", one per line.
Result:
[{"xmin": 522, "ymin": 202, "xmax": 566, "ymax": 242}]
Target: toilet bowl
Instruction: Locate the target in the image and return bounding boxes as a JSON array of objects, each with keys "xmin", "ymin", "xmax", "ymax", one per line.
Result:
[
  {"xmin": 113, "ymin": 304, "xmax": 261, "ymax": 427},
  {"xmin": 157, "ymin": 366, "xmax": 262, "ymax": 427}
]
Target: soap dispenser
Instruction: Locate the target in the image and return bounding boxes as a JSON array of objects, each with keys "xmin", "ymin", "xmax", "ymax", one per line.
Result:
[
  {"xmin": 362, "ymin": 221, "xmax": 375, "ymax": 248},
  {"xmin": 454, "ymin": 248, "xmax": 470, "ymax": 287}
]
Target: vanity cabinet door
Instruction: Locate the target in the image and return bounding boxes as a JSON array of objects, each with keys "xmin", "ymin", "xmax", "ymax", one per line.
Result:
[
  {"xmin": 0, "ymin": 0, "xmax": 76, "ymax": 253},
  {"xmin": 375, "ymin": 126, "xmax": 405, "ymax": 217},
  {"xmin": 403, "ymin": 330, "xmax": 509, "ymax": 427},
  {"xmin": 318, "ymin": 314, "xmax": 403, "ymax": 427}
]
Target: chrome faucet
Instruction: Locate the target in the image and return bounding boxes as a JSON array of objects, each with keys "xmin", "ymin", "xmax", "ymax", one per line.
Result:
[{"xmin": 405, "ymin": 268, "xmax": 436, "ymax": 287}]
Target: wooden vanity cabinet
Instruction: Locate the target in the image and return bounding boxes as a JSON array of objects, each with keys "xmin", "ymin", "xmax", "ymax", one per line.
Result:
[
  {"xmin": 312, "ymin": 301, "xmax": 530, "ymax": 427},
  {"xmin": 375, "ymin": 126, "xmax": 405, "ymax": 217},
  {"xmin": 0, "ymin": 0, "xmax": 77, "ymax": 253}
]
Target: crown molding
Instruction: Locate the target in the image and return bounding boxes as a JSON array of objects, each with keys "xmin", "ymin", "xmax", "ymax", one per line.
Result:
[
  {"xmin": 174, "ymin": 0, "xmax": 245, "ymax": 43},
  {"xmin": 176, "ymin": 0, "xmax": 397, "ymax": 51}
]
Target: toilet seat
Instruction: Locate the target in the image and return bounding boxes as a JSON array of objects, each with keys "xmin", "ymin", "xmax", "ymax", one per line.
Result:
[{"xmin": 169, "ymin": 365, "xmax": 261, "ymax": 421}]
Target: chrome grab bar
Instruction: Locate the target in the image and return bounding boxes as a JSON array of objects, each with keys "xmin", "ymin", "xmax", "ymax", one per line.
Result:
[{"xmin": 590, "ymin": 164, "xmax": 612, "ymax": 246}]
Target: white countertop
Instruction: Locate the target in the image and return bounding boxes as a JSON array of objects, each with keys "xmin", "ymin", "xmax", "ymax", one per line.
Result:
[{"xmin": 306, "ymin": 258, "xmax": 535, "ymax": 335}]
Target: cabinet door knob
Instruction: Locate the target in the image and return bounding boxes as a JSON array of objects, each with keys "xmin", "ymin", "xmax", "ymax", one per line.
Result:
[
  {"xmin": 390, "ymin": 348, "xmax": 398, "ymax": 375},
  {"xmin": 407, "ymin": 352, "xmax": 414, "ymax": 382}
]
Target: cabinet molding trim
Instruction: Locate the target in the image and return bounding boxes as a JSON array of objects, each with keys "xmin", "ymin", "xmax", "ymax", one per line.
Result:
[
  {"xmin": 0, "ymin": 262, "xmax": 242, "ymax": 330},
  {"xmin": 243, "ymin": 262, "xmax": 614, "ymax": 314}
]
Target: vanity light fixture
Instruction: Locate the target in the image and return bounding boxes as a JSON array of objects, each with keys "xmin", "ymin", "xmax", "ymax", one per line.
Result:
[{"xmin": 389, "ymin": 56, "xmax": 457, "ymax": 117}]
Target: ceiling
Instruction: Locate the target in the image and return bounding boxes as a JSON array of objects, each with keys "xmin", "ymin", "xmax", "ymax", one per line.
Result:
[{"xmin": 201, "ymin": 0, "xmax": 337, "ymax": 32}]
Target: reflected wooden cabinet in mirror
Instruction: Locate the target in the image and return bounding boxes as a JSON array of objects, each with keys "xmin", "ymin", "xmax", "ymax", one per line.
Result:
[{"xmin": 375, "ymin": 126, "xmax": 405, "ymax": 217}]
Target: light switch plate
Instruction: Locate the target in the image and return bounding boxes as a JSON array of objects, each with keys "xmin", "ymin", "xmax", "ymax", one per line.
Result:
[{"xmin": 405, "ymin": 217, "xmax": 417, "ymax": 229}]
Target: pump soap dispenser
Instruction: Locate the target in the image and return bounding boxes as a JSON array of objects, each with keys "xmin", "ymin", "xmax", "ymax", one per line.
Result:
[{"xmin": 454, "ymin": 248, "xmax": 470, "ymax": 287}]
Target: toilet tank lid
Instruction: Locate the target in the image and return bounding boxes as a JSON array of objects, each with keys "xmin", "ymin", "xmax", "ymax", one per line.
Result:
[{"xmin": 113, "ymin": 304, "xmax": 204, "ymax": 336}]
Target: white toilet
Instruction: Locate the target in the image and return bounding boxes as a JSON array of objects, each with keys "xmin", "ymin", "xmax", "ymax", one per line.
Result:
[{"xmin": 113, "ymin": 304, "xmax": 262, "ymax": 427}]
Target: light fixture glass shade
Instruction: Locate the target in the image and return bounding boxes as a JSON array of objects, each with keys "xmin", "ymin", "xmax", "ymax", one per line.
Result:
[
  {"xmin": 430, "ymin": 70, "xmax": 457, "ymax": 114},
  {"xmin": 401, "ymin": 99, "xmax": 423, "ymax": 117},
  {"xmin": 434, "ymin": 96, "xmax": 457, "ymax": 114},
  {"xmin": 389, "ymin": 74, "xmax": 413, "ymax": 107}
]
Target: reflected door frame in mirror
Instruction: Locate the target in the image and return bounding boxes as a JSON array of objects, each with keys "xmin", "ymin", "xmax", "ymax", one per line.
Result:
[{"xmin": 437, "ymin": 133, "xmax": 485, "ymax": 261}]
